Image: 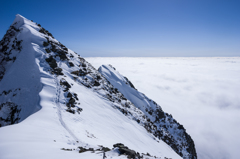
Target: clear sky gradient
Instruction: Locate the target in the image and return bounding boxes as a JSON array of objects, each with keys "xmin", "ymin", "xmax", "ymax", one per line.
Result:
[{"xmin": 1, "ymin": 0, "xmax": 240, "ymax": 57}]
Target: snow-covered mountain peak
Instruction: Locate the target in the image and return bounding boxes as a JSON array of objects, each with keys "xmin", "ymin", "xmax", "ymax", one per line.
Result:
[
  {"xmin": 11, "ymin": 14, "xmax": 24, "ymax": 26},
  {"xmin": 99, "ymin": 64, "xmax": 161, "ymax": 111},
  {"xmin": 0, "ymin": 15, "xmax": 196, "ymax": 159},
  {"xmin": 12, "ymin": 14, "xmax": 33, "ymax": 27},
  {"xmin": 99, "ymin": 65, "xmax": 137, "ymax": 90}
]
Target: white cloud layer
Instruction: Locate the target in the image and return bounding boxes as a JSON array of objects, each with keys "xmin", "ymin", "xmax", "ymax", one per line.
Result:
[{"xmin": 87, "ymin": 57, "xmax": 240, "ymax": 159}]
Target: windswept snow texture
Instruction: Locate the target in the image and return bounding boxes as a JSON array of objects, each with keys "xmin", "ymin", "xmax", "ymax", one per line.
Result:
[
  {"xmin": 0, "ymin": 15, "xmax": 184, "ymax": 159},
  {"xmin": 87, "ymin": 57, "xmax": 240, "ymax": 159}
]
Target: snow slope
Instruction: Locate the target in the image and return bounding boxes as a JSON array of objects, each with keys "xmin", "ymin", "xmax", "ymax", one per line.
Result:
[
  {"xmin": 87, "ymin": 57, "xmax": 240, "ymax": 159},
  {"xmin": 0, "ymin": 15, "xmax": 195, "ymax": 159},
  {"xmin": 99, "ymin": 65, "xmax": 196, "ymax": 159}
]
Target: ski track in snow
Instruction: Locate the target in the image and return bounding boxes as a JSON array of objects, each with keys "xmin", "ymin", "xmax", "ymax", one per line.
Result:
[{"xmin": 54, "ymin": 75, "xmax": 79, "ymax": 142}]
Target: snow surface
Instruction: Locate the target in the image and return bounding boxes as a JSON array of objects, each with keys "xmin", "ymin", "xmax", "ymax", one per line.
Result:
[
  {"xmin": 0, "ymin": 15, "xmax": 183, "ymax": 159},
  {"xmin": 87, "ymin": 57, "xmax": 240, "ymax": 159},
  {"xmin": 98, "ymin": 64, "xmax": 196, "ymax": 159}
]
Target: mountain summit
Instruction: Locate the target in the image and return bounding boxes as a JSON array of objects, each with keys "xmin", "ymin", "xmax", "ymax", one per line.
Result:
[{"xmin": 0, "ymin": 15, "xmax": 196, "ymax": 159}]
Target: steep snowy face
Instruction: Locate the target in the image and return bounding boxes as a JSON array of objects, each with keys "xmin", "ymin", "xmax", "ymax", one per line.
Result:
[
  {"xmin": 0, "ymin": 15, "xmax": 42, "ymax": 126},
  {"xmin": 98, "ymin": 65, "xmax": 197, "ymax": 159}
]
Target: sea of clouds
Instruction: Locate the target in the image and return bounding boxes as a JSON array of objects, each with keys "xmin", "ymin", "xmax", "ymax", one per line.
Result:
[{"xmin": 86, "ymin": 57, "xmax": 240, "ymax": 159}]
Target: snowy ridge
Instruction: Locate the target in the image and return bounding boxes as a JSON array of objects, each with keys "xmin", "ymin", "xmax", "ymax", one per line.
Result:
[
  {"xmin": 99, "ymin": 65, "xmax": 197, "ymax": 159},
  {"xmin": 0, "ymin": 14, "xmax": 196, "ymax": 159}
]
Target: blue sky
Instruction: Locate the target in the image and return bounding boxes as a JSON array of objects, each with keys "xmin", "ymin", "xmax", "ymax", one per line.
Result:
[{"xmin": 0, "ymin": 0, "xmax": 240, "ymax": 57}]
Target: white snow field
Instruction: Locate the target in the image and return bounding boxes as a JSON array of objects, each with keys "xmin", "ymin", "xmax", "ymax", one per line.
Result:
[
  {"xmin": 0, "ymin": 15, "xmax": 183, "ymax": 159},
  {"xmin": 87, "ymin": 57, "xmax": 240, "ymax": 159}
]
